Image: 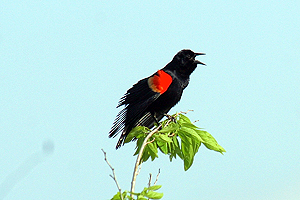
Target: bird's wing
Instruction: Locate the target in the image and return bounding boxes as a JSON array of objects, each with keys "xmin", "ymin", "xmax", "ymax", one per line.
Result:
[
  {"xmin": 109, "ymin": 70, "xmax": 173, "ymax": 148},
  {"xmin": 109, "ymin": 77, "xmax": 160, "ymax": 139}
]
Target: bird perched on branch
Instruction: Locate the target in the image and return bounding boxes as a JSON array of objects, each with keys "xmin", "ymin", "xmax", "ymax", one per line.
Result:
[{"xmin": 109, "ymin": 49, "xmax": 205, "ymax": 149}]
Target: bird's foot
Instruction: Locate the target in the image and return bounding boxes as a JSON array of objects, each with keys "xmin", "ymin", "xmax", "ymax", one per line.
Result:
[{"xmin": 164, "ymin": 114, "xmax": 176, "ymax": 123}]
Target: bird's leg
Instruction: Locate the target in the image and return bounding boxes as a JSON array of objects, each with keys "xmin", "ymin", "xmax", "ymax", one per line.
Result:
[{"xmin": 151, "ymin": 113, "xmax": 160, "ymax": 127}]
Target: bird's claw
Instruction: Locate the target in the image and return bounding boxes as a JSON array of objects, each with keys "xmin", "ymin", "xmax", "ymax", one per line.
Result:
[{"xmin": 164, "ymin": 114, "xmax": 176, "ymax": 123}]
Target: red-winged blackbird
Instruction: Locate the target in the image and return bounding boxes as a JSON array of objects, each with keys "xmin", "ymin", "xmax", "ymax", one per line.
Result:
[{"xmin": 109, "ymin": 49, "xmax": 205, "ymax": 149}]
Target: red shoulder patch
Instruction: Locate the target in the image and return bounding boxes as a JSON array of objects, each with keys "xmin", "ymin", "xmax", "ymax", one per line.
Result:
[{"xmin": 148, "ymin": 70, "xmax": 172, "ymax": 94}]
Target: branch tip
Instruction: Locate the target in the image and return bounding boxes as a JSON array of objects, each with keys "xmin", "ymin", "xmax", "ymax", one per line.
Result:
[{"xmin": 101, "ymin": 149, "xmax": 124, "ymax": 200}]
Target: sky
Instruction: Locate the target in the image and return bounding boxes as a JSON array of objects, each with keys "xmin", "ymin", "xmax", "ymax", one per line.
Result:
[{"xmin": 1, "ymin": 0, "xmax": 300, "ymax": 199}]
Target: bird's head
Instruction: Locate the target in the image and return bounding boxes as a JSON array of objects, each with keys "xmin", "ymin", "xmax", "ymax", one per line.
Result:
[
  {"xmin": 174, "ymin": 49, "xmax": 206, "ymax": 66},
  {"xmin": 172, "ymin": 49, "xmax": 206, "ymax": 76}
]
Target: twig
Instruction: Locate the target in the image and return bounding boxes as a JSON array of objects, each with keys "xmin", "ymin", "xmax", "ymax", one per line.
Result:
[
  {"xmin": 180, "ymin": 109, "xmax": 194, "ymax": 114},
  {"xmin": 146, "ymin": 137, "xmax": 155, "ymax": 145},
  {"xmin": 101, "ymin": 149, "xmax": 124, "ymax": 200},
  {"xmin": 154, "ymin": 169, "xmax": 160, "ymax": 185},
  {"xmin": 168, "ymin": 132, "xmax": 175, "ymax": 137},
  {"xmin": 148, "ymin": 173, "xmax": 152, "ymax": 188},
  {"xmin": 130, "ymin": 124, "xmax": 162, "ymax": 197}
]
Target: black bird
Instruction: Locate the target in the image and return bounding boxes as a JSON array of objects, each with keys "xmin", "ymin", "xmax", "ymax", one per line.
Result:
[{"xmin": 109, "ymin": 49, "xmax": 205, "ymax": 149}]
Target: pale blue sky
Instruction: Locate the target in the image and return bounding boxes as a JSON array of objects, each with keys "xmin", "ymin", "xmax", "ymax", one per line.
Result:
[{"xmin": 1, "ymin": 1, "xmax": 300, "ymax": 199}]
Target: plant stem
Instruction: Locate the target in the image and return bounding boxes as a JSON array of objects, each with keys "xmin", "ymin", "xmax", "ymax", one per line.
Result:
[{"xmin": 130, "ymin": 124, "xmax": 162, "ymax": 197}]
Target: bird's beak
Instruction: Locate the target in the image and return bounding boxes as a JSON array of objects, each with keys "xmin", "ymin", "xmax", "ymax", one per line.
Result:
[{"xmin": 194, "ymin": 53, "xmax": 206, "ymax": 65}]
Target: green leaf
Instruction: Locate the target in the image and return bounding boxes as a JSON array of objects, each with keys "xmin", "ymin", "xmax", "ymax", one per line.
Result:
[
  {"xmin": 148, "ymin": 140, "xmax": 158, "ymax": 153},
  {"xmin": 195, "ymin": 129, "xmax": 226, "ymax": 153},
  {"xmin": 126, "ymin": 194, "xmax": 134, "ymax": 200},
  {"xmin": 178, "ymin": 131, "xmax": 193, "ymax": 170},
  {"xmin": 167, "ymin": 135, "xmax": 182, "ymax": 161},
  {"xmin": 157, "ymin": 133, "xmax": 173, "ymax": 143},
  {"xmin": 156, "ymin": 133, "xmax": 173, "ymax": 155},
  {"xmin": 172, "ymin": 136, "xmax": 183, "ymax": 159},
  {"xmin": 141, "ymin": 149, "xmax": 151, "ymax": 163},
  {"xmin": 181, "ymin": 139, "xmax": 195, "ymax": 171},
  {"xmin": 110, "ymin": 192, "xmax": 121, "ymax": 200},
  {"xmin": 147, "ymin": 185, "xmax": 162, "ymax": 191},
  {"xmin": 177, "ymin": 129, "xmax": 190, "ymax": 144},
  {"xmin": 192, "ymin": 139, "xmax": 201, "ymax": 154},
  {"xmin": 159, "ymin": 122, "xmax": 179, "ymax": 134},
  {"xmin": 178, "ymin": 128, "xmax": 200, "ymax": 170},
  {"xmin": 157, "ymin": 141, "xmax": 168, "ymax": 154},
  {"xmin": 128, "ymin": 191, "xmax": 140, "ymax": 196},
  {"xmin": 178, "ymin": 113, "xmax": 192, "ymax": 123},
  {"xmin": 179, "ymin": 126, "xmax": 204, "ymax": 143},
  {"xmin": 134, "ymin": 136, "xmax": 145, "ymax": 156},
  {"xmin": 140, "ymin": 187, "xmax": 148, "ymax": 196},
  {"xmin": 172, "ymin": 135, "xmax": 179, "ymax": 148},
  {"xmin": 137, "ymin": 195, "xmax": 147, "ymax": 200},
  {"xmin": 124, "ymin": 126, "xmax": 149, "ymax": 143},
  {"xmin": 145, "ymin": 190, "xmax": 164, "ymax": 199},
  {"xmin": 139, "ymin": 140, "xmax": 159, "ymax": 163},
  {"xmin": 111, "ymin": 191, "xmax": 127, "ymax": 200},
  {"xmin": 146, "ymin": 141, "xmax": 158, "ymax": 161},
  {"xmin": 180, "ymin": 121, "xmax": 199, "ymax": 130}
]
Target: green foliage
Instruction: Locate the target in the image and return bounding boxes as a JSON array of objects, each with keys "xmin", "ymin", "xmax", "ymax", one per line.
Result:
[
  {"xmin": 109, "ymin": 112, "xmax": 225, "ymax": 199},
  {"xmin": 125, "ymin": 113, "xmax": 226, "ymax": 171},
  {"xmin": 110, "ymin": 185, "xmax": 163, "ymax": 200}
]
